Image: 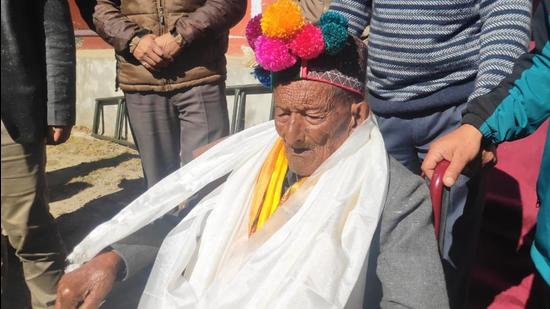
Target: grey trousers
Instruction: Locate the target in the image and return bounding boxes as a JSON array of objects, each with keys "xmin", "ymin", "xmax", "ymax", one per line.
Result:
[
  {"xmin": 1, "ymin": 121, "xmax": 66, "ymax": 309},
  {"xmin": 376, "ymin": 103, "xmax": 486, "ymax": 309},
  {"xmin": 125, "ymin": 82, "xmax": 230, "ymax": 188}
]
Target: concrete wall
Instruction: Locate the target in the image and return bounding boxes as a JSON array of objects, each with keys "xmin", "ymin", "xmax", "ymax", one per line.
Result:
[
  {"xmin": 75, "ymin": 50, "xmax": 122, "ymax": 137},
  {"xmin": 75, "ymin": 49, "xmax": 272, "ymax": 141},
  {"xmin": 225, "ymin": 56, "xmax": 273, "ymax": 128}
]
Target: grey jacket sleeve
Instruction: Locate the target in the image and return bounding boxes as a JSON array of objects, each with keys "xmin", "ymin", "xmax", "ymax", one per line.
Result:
[
  {"xmin": 44, "ymin": 0, "xmax": 76, "ymax": 126},
  {"xmin": 374, "ymin": 158, "xmax": 449, "ymax": 308},
  {"xmin": 111, "ymin": 175, "xmax": 228, "ymax": 280},
  {"xmin": 110, "ymin": 208, "xmax": 184, "ymax": 280}
]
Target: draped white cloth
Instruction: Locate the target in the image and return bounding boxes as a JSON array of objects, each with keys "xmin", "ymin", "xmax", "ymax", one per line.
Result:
[{"xmin": 67, "ymin": 116, "xmax": 389, "ymax": 309}]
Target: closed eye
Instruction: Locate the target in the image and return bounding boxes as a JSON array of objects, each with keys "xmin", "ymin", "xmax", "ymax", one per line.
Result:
[
  {"xmin": 305, "ymin": 113, "xmax": 325, "ymax": 123},
  {"xmin": 275, "ymin": 110, "xmax": 291, "ymax": 121}
]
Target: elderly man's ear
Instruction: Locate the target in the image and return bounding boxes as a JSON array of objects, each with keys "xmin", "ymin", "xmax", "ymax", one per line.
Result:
[{"xmin": 351, "ymin": 101, "xmax": 369, "ymax": 127}]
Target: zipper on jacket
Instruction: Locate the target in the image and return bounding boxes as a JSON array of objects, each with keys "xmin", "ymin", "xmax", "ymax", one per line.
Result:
[{"xmin": 156, "ymin": 0, "xmax": 165, "ymax": 34}]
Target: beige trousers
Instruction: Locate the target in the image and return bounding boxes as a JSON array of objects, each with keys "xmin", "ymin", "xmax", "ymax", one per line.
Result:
[{"xmin": 1, "ymin": 122, "xmax": 66, "ymax": 308}]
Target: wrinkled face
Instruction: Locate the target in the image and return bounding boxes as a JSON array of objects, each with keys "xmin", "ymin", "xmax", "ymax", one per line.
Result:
[{"xmin": 274, "ymin": 80, "xmax": 368, "ymax": 177}]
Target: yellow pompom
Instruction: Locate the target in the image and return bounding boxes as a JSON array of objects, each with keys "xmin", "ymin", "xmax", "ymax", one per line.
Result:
[{"xmin": 261, "ymin": 0, "xmax": 305, "ymax": 39}]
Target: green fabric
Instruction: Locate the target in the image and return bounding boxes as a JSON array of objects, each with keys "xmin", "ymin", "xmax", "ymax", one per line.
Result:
[
  {"xmin": 532, "ymin": 126, "xmax": 550, "ymax": 285},
  {"xmin": 479, "ymin": 43, "xmax": 550, "ymax": 143},
  {"xmin": 479, "ymin": 41, "xmax": 550, "ymax": 286}
]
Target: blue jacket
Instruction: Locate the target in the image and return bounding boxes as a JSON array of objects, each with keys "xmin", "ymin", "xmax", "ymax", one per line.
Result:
[{"xmin": 462, "ymin": 0, "xmax": 550, "ymax": 285}]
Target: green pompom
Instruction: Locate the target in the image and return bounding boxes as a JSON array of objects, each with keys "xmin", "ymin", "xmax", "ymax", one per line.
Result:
[
  {"xmin": 321, "ymin": 23, "xmax": 348, "ymax": 55},
  {"xmin": 319, "ymin": 11, "xmax": 349, "ymax": 29}
]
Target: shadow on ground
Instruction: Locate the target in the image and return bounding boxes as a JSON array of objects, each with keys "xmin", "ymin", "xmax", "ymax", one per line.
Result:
[
  {"xmin": 56, "ymin": 177, "xmax": 145, "ymax": 251},
  {"xmin": 2, "ymin": 153, "xmax": 146, "ymax": 308},
  {"xmin": 47, "ymin": 152, "xmax": 139, "ymax": 202}
]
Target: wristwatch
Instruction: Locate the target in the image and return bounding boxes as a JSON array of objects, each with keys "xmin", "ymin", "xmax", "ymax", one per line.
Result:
[{"xmin": 170, "ymin": 28, "xmax": 185, "ymax": 47}]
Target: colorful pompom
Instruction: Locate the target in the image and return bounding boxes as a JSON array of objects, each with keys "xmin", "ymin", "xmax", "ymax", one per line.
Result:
[
  {"xmin": 288, "ymin": 24, "xmax": 325, "ymax": 60},
  {"xmin": 253, "ymin": 66, "xmax": 272, "ymax": 88},
  {"xmin": 261, "ymin": 0, "xmax": 305, "ymax": 39},
  {"xmin": 321, "ymin": 23, "xmax": 348, "ymax": 55},
  {"xmin": 319, "ymin": 11, "xmax": 349, "ymax": 29},
  {"xmin": 255, "ymin": 36, "xmax": 297, "ymax": 72},
  {"xmin": 246, "ymin": 14, "xmax": 263, "ymax": 50}
]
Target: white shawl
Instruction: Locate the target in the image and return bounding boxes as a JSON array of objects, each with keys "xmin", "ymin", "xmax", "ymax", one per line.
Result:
[{"xmin": 67, "ymin": 116, "xmax": 389, "ymax": 309}]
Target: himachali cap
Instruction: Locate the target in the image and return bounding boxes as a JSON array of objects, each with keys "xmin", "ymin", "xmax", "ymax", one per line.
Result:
[{"xmin": 246, "ymin": 0, "xmax": 367, "ymax": 96}]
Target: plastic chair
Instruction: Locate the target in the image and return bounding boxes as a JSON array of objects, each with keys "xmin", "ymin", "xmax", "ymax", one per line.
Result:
[{"xmin": 429, "ymin": 160, "xmax": 450, "ymax": 254}]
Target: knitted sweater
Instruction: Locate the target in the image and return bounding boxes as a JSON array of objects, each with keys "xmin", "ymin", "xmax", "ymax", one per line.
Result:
[{"xmin": 329, "ymin": 0, "xmax": 531, "ymax": 115}]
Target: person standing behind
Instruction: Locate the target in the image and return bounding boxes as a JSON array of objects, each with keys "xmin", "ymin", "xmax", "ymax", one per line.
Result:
[
  {"xmin": 423, "ymin": 0, "xmax": 549, "ymax": 305},
  {"xmin": 329, "ymin": 0, "xmax": 532, "ymax": 307},
  {"xmin": 1, "ymin": 0, "xmax": 76, "ymax": 307},
  {"xmin": 93, "ymin": 0, "xmax": 246, "ymax": 188}
]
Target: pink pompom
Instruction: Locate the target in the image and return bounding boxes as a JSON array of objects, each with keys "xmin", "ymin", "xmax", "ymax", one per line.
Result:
[
  {"xmin": 246, "ymin": 14, "xmax": 263, "ymax": 50},
  {"xmin": 255, "ymin": 36, "xmax": 297, "ymax": 72},
  {"xmin": 288, "ymin": 24, "xmax": 325, "ymax": 60}
]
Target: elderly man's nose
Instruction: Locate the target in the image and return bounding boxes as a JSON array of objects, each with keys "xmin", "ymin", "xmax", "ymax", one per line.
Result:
[{"xmin": 285, "ymin": 114, "xmax": 305, "ymax": 145}]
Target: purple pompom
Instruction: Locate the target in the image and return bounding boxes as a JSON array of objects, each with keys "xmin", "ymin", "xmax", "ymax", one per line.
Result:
[{"xmin": 246, "ymin": 14, "xmax": 263, "ymax": 50}]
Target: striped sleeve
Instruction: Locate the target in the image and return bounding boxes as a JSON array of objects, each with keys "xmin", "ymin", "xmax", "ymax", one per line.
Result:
[
  {"xmin": 463, "ymin": 0, "xmax": 550, "ymax": 144},
  {"xmin": 329, "ymin": 0, "xmax": 371, "ymax": 36},
  {"xmin": 478, "ymin": 44, "xmax": 550, "ymax": 143},
  {"xmin": 468, "ymin": 0, "xmax": 532, "ymax": 101}
]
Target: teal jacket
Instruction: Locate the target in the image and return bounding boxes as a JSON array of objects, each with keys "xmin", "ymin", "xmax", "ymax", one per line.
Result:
[{"xmin": 462, "ymin": 0, "xmax": 550, "ymax": 285}]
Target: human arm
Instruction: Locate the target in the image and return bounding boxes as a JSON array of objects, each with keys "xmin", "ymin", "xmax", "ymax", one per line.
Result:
[
  {"xmin": 43, "ymin": 0, "xmax": 75, "ymax": 145},
  {"xmin": 371, "ymin": 159, "xmax": 449, "ymax": 308},
  {"xmin": 172, "ymin": 0, "xmax": 246, "ymax": 49},
  {"xmin": 468, "ymin": 44, "xmax": 550, "ymax": 143},
  {"xmin": 93, "ymin": 0, "xmax": 164, "ymax": 69},
  {"xmin": 151, "ymin": 0, "xmax": 246, "ymax": 63},
  {"xmin": 56, "ymin": 251, "xmax": 121, "ymax": 309},
  {"xmin": 56, "ymin": 209, "xmax": 184, "ymax": 309},
  {"xmin": 468, "ymin": 0, "xmax": 531, "ymax": 101},
  {"xmin": 328, "ymin": 0, "xmax": 371, "ymax": 36},
  {"xmin": 93, "ymin": 0, "xmax": 145, "ymax": 53},
  {"xmin": 55, "ymin": 173, "xmax": 229, "ymax": 308},
  {"xmin": 422, "ymin": 1, "xmax": 550, "ymax": 186}
]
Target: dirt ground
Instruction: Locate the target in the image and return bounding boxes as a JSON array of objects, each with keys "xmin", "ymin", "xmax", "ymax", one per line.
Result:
[
  {"xmin": 46, "ymin": 127, "xmax": 146, "ymax": 249},
  {"xmin": 47, "ymin": 128, "xmax": 143, "ymax": 215},
  {"xmin": 1, "ymin": 128, "xmax": 147, "ymax": 308}
]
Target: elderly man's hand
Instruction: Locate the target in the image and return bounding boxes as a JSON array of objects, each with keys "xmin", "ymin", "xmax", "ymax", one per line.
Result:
[
  {"xmin": 56, "ymin": 251, "xmax": 122, "ymax": 309},
  {"xmin": 47, "ymin": 126, "xmax": 72, "ymax": 145},
  {"xmin": 421, "ymin": 124, "xmax": 484, "ymax": 187},
  {"xmin": 132, "ymin": 34, "xmax": 166, "ymax": 71},
  {"xmin": 155, "ymin": 33, "xmax": 182, "ymax": 62}
]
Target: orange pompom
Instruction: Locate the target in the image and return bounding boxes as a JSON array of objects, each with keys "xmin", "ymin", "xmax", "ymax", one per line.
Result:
[{"xmin": 261, "ymin": 0, "xmax": 305, "ymax": 40}]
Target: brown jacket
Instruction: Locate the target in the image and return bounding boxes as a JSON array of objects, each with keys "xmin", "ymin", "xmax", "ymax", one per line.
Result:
[
  {"xmin": 93, "ymin": 0, "xmax": 246, "ymax": 92},
  {"xmin": 298, "ymin": 0, "xmax": 331, "ymax": 23}
]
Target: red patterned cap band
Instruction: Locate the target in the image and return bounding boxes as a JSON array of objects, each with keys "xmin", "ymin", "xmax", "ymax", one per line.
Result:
[{"xmin": 272, "ymin": 35, "xmax": 367, "ymax": 96}]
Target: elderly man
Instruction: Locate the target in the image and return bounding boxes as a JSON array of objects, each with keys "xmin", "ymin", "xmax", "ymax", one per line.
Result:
[{"xmin": 57, "ymin": 5, "xmax": 447, "ymax": 308}]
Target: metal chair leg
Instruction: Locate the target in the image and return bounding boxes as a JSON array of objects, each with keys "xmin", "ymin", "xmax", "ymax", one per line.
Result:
[
  {"xmin": 236, "ymin": 90, "xmax": 247, "ymax": 132},
  {"xmin": 114, "ymin": 98, "xmax": 124, "ymax": 140},
  {"xmin": 92, "ymin": 99, "xmax": 101, "ymax": 135},
  {"xmin": 230, "ymin": 89, "xmax": 241, "ymax": 134}
]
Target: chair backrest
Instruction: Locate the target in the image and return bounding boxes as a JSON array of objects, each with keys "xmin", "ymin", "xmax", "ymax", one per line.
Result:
[{"xmin": 429, "ymin": 160, "xmax": 450, "ymax": 252}]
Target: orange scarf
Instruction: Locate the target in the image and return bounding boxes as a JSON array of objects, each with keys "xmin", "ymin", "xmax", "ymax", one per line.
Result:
[{"xmin": 248, "ymin": 139, "xmax": 306, "ymax": 235}]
